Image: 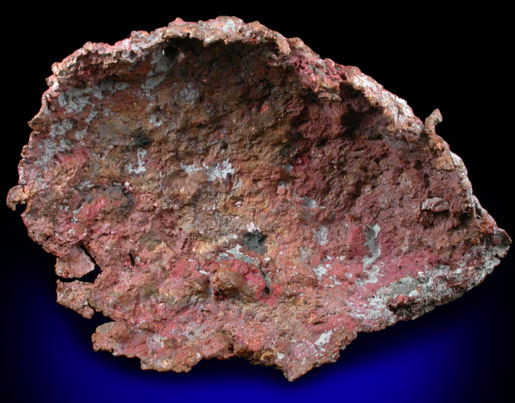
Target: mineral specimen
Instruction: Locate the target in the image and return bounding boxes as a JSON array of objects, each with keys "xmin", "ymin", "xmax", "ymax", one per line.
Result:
[{"xmin": 7, "ymin": 16, "xmax": 510, "ymax": 381}]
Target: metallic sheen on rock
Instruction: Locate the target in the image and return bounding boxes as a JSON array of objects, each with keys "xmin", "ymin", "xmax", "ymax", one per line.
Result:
[{"xmin": 7, "ymin": 16, "xmax": 511, "ymax": 380}]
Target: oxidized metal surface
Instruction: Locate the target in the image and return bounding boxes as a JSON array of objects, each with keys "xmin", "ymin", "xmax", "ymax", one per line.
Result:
[{"xmin": 7, "ymin": 16, "xmax": 510, "ymax": 380}]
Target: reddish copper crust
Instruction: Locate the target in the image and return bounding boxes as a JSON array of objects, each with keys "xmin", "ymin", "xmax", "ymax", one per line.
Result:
[{"xmin": 7, "ymin": 16, "xmax": 510, "ymax": 380}]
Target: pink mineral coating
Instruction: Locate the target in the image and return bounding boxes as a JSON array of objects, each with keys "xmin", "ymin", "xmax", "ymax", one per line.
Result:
[{"xmin": 6, "ymin": 16, "xmax": 511, "ymax": 380}]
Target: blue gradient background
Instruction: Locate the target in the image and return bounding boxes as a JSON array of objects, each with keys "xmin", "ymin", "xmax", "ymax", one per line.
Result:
[{"xmin": 3, "ymin": 5, "xmax": 513, "ymax": 402}]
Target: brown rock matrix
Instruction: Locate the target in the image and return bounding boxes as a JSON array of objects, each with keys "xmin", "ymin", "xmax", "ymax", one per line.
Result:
[{"xmin": 7, "ymin": 16, "xmax": 510, "ymax": 380}]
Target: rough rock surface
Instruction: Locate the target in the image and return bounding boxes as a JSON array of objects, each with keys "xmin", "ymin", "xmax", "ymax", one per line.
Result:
[{"xmin": 7, "ymin": 16, "xmax": 511, "ymax": 380}]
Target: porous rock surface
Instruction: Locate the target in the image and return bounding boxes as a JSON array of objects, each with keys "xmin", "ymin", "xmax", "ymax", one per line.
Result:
[{"xmin": 7, "ymin": 16, "xmax": 511, "ymax": 380}]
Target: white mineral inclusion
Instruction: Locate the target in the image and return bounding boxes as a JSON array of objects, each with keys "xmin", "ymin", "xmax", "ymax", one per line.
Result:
[
  {"xmin": 203, "ymin": 159, "xmax": 235, "ymax": 181},
  {"xmin": 247, "ymin": 222, "xmax": 260, "ymax": 232},
  {"xmin": 313, "ymin": 225, "xmax": 329, "ymax": 246},
  {"xmin": 227, "ymin": 244, "xmax": 255, "ymax": 265},
  {"xmin": 181, "ymin": 159, "xmax": 235, "ymax": 182},
  {"xmin": 126, "ymin": 148, "xmax": 147, "ymax": 174},
  {"xmin": 362, "ymin": 223, "xmax": 381, "ymax": 269},
  {"xmin": 313, "ymin": 264, "xmax": 331, "ymax": 281},
  {"xmin": 180, "ymin": 163, "xmax": 202, "ymax": 173},
  {"xmin": 314, "ymin": 330, "xmax": 334, "ymax": 350}
]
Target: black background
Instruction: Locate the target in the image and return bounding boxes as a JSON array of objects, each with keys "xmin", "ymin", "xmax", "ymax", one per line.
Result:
[{"xmin": 2, "ymin": 3, "xmax": 513, "ymax": 402}]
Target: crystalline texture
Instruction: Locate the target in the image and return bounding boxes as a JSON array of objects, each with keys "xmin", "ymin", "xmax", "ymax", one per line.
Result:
[{"xmin": 6, "ymin": 16, "xmax": 510, "ymax": 380}]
